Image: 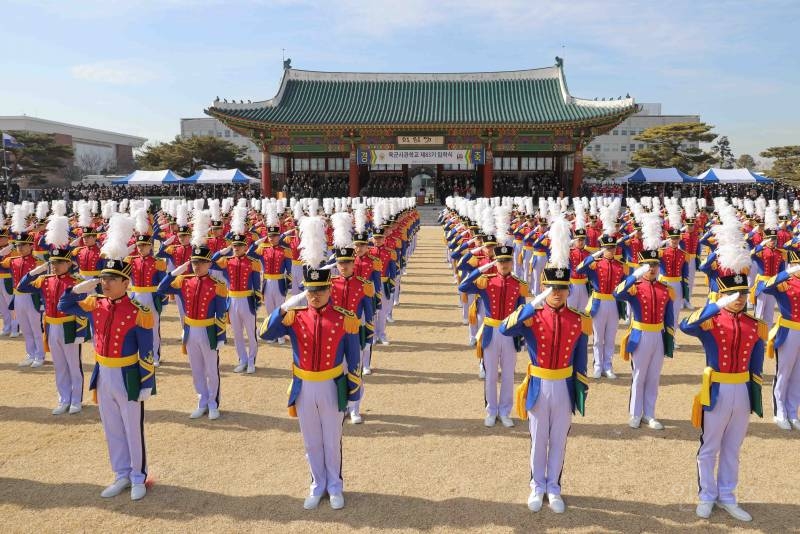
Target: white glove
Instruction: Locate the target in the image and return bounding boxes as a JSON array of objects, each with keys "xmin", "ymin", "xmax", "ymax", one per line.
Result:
[
  {"xmin": 127, "ymin": 244, "xmax": 137, "ymax": 255},
  {"xmin": 29, "ymin": 263, "xmax": 48, "ymax": 276},
  {"xmin": 661, "ymin": 239, "xmax": 670, "ymax": 247},
  {"xmin": 787, "ymin": 264, "xmax": 800, "ymax": 275},
  {"xmin": 469, "ymin": 246, "xmax": 483, "ymax": 255},
  {"xmin": 281, "ymin": 290, "xmax": 307, "ymax": 311},
  {"xmin": 633, "ymin": 265, "xmax": 650, "ymax": 279},
  {"xmin": 531, "ymin": 287, "xmax": 553, "ymax": 308},
  {"xmin": 592, "ymin": 249, "xmax": 604, "ymax": 259},
  {"xmin": 73, "ymin": 278, "xmax": 100, "ymax": 294},
  {"xmin": 0, "ymin": 244, "xmax": 13, "ymax": 256},
  {"xmin": 716, "ymin": 291, "xmax": 740, "ymax": 309},
  {"xmin": 171, "ymin": 261, "xmax": 190, "ymax": 277},
  {"xmin": 137, "ymin": 388, "xmax": 152, "ymax": 402},
  {"xmin": 254, "ymin": 236, "xmax": 268, "ymax": 245},
  {"xmin": 219, "ymin": 246, "xmax": 232, "ymax": 256},
  {"xmin": 162, "ymin": 235, "xmax": 176, "ymax": 246},
  {"xmin": 478, "ymin": 260, "xmax": 496, "ymax": 273},
  {"xmin": 70, "ymin": 237, "xmax": 82, "ymax": 247}
]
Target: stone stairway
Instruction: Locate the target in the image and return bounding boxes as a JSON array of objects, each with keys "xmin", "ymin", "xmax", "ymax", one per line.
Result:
[{"xmin": 417, "ymin": 204, "xmax": 443, "ymax": 226}]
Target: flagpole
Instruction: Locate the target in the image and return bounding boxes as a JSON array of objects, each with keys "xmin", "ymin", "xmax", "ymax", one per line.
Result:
[{"xmin": 1, "ymin": 130, "xmax": 9, "ymax": 201}]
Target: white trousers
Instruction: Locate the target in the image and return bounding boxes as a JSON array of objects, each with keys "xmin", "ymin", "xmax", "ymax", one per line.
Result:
[
  {"xmin": 289, "ymin": 264, "xmax": 304, "ymax": 296},
  {"xmin": 755, "ymin": 293, "xmax": 776, "ymax": 329},
  {"xmin": 186, "ymin": 325, "xmax": 220, "ymax": 410},
  {"xmin": 131, "ymin": 292, "xmax": 161, "ymax": 362},
  {"xmin": 592, "ymin": 300, "xmax": 618, "ymax": 373},
  {"xmin": 263, "ymin": 279, "xmax": 283, "ymax": 318},
  {"xmin": 774, "ymin": 329, "xmax": 800, "ymax": 421},
  {"xmin": 228, "ymin": 297, "xmax": 257, "ymax": 366},
  {"xmin": 483, "ymin": 329, "xmax": 516, "ymax": 417},
  {"xmin": 528, "ymin": 378, "xmax": 571, "ymax": 496},
  {"xmin": 0, "ymin": 281, "xmax": 17, "ymax": 334},
  {"xmin": 567, "ymin": 283, "xmax": 589, "ymax": 312},
  {"xmin": 628, "ymin": 330, "xmax": 665, "ymax": 419},
  {"xmin": 296, "ymin": 379, "xmax": 346, "ymax": 497},
  {"xmin": 49, "ymin": 323, "xmax": 83, "ymax": 406},
  {"xmin": 16, "ymin": 293, "xmax": 44, "ymax": 361},
  {"xmin": 685, "ymin": 261, "xmax": 697, "ymax": 306},
  {"xmin": 97, "ymin": 365, "xmax": 147, "ymax": 485}
]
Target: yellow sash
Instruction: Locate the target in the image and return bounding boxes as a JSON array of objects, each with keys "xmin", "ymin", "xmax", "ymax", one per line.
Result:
[
  {"xmin": 96, "ymin": 353, "xmax": 138, "ymax": 368},
  {"xmin": 515, "ymin": 364, "xmax": 573, "ymax": 420},
  {"xmin": 292, "ymin": 363, "xmax": 345, "ymax": 382},
  {"xmin": 766, "ymin": 316, "xmax": 800, "ymax": 359},
  {"xmin": 691, "ymin": 367, "xmax": 749, "ymax": 428}
]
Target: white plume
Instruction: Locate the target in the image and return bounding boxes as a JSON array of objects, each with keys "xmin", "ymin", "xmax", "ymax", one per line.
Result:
[
  {"xmin": 764, "ymin": 206, "xmax": 778, "ymax": 231},
  {"xmin": 36, "ymin": 201, "xmax": 49, "ymax": 221},
  {"xmin": 494, "ymin": 205, "xmax": 512, "ymax": 243},
  {"xmin": 231, "ymin": 206, "xmax": 247, "ymax": 236},
  {"xmin": 354, "ymin": 206, "xmax": 367, "ymax": 234},
  {"xmin": 176, "ymin": 203, "xmax": 189, "ymax": 227},
  {"xmin": 573, "ymin": 197, "xmax": 586, "ymax": 230},
  {"xmin": 221, "ymin": 197, "xmax": 234, "ymax": 215},
  {"xmin": 778, "ymin": 198, "xmax": 789, "ymax": 217},
  {"xmin": 641, "ymin": 213, "xmax": 663, "ymax": 251},
  {"xmin": 600, "ymin": 202, "xmax": 618, "ymax": 236},
  {"xmin": 331, "ymin": 211, "xmax": 353, "ymax": 248},
  {"xmin": 100, "ymin": 213, "xmax": 135, "ymax": 261},
  {"xmin": 190, "ymin": 210, "xmax": 211, "ymax": 247},
  {"xmin": 667, "ymin": 203, "xmax": 682, "ymax": 230},
  {"xmin": 265, "ymin": 201, "xmax": 278, "ymax": 227},
  {"xmin": 714, "ymin": 211, "xmax": 751, "ymax": 273},
  {"xmin": 209, "ymin": 199, "xmax": 221, "ymax": 221},
  {"xmin": 481, "ymin": 206, "xmax": 495, "ymax": 236},
  {"xmin": 547, "ymin": 216, "xmax": 571, "ymax": 269},
  {"xmin": 78, "ymin": 203, "xmax": 93, "ymax": 228},
  {"xmin": 299, "ymin": 216, "xmax": 327, "ymax": 268},
  {"xmin": 133, "ymin": 209, "xmax": 150, "ymax": 235},
  {"xmin": 51, "ymin": 200, "xmax": 67, "ymax": 217},
  {"xmin": 45, "ymin": 215, "xmax": 71, "ymax": 248},
  {"xmin": 11, "ymin": 206, "xmax": 26, "ymax": 234}
]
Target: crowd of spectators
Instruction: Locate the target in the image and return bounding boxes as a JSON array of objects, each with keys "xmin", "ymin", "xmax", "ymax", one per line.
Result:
[
  {"xmin": 281, "ymin": 173, "xmax": 348, "ymax": 199},
  {"xmin": 360, "ymin": 174, "xmax": 409, "ymax": 197}
]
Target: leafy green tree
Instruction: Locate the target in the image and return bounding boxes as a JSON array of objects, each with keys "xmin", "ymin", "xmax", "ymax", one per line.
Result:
[
  {"xmin": 4, "ymin": 131, "xmax": 74, "ymax": 186},
  {"xmin": 136, "ymin": 135, "xmax": 256, "ymax": 176},
  {"xmin": 581, "ymin": 155, "xmax": 614, "ymax": 180},
  {"xmin": 736, "ymin": 154, "xmax": 756, "ymax": 169},
  {"xmin": 760, "ymin": 146, "xmax": 800, "ymax": 184},
  {"xmin": 710, "ymin": 135, "xmax": 735, "ymax": 169},
  {"xmin": 629, "ymin": 122, "xmax": 718, "ymax": 174}
]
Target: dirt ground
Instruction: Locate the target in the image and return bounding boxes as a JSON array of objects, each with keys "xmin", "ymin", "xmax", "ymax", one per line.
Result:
[{"xmin": 1, "ymin": 226, "xmax": 798, "ymax": 533}]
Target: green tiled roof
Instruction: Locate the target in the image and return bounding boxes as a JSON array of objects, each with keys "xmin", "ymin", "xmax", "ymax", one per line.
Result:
[{"xmin": 207, "ymin": 65, "xmax": 635, "ymax": 127}]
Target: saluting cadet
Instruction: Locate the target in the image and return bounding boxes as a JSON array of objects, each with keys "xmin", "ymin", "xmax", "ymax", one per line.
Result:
[
  {"xmin": 680, "ymin": 216, "xmax": 765, "ymax": 522},
  {"xmin": 0, "ymin": 226, "xmax": 19, "ymax": 336},
  {"xmin": 127, "ymin": 208, "xmax": 167, "ymax": 365},
  {"xmin": 614, "ymin": 213, "xmax": 675, "ymax": 430},
  {"xmin": 18, "ymin": 213, "xmax": 89, "ymax": 414},
  {"xmin": 576, "ymin": 233, "xmax": 625, "ymax": 380},
  {"xmin": 751, "ymin": 208, "xmax": 784, "ymax": 328},
  {"xmin": 72, "ymin": 223, "xmax": 104, "ymax": 280},
  {"xmin": 255, "ymin": 209, "xmax": 291, "ymax": 343},
  {"xmin": 499, "ymin": 235, "xmax": 590, "ymax": 514},
  {"xmin": 568, "ymin": 217, "xmax": 591, "ymax": 313},
  {"xmin": 259, "ymin": 215, "xmax": 362, "ymax": 511},
  {"xmin": 756, "ymin": 249, "xmax": 800, "ymax": 430},
  {"xmin": 4, "ymin": 206, "xmax": 46, "ymax": 367},
  {"xmin": 352, "ymin": 212, "xmax": 382, "ymax": 375},
  {"xmin": 329, "ymin": 224, "xmax": 375, "ymax": 424},
  {"xmin": 681, "ymin": 208, "xmax": 702, "ymax": 310},
  {"xmin": 157, "ymin": 210, "xmax": 228, "ymax": 420},
  {"xmin": 59, "ymin": 213, "xmax": 156, "ymax": 501},
  {"xmin": 212, "ymin": 206, "xmax": 263, "ymax": 374},
  {"xmin": 461, "ymin": 233, "xmax": 529, "ymax": 427},
  {"xmin": 370, "ymin": 219, "xmax": 398, "ymax": 346},
  {"xmin": 156, "ymin": 204, "xmax": 193, "ymax": 324},
  {"xmin": 660, "ymin": 204, "xmax": 689, "ymax": 347}
]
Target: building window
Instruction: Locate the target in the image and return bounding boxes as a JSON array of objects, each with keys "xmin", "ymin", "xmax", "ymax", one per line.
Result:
[
  {"xmin": 216, "ymin": 131, "xmax": 222, "ymax": 137},
  {"xmin": 292, "ymin": 158, "xmax": 310, "ymax": 172},
  {"xmin": 594, "ymin": 144, "xmax": 600, "ymax": 152},
  {"xmin": 621, "ymin": 130, "xmax": 627, "ymax": 136},
  {"xmin": 224, "ymin": 130, "xmax": 230, "ymax": 137},
  {"xmin": 638, "ymin": 144, "xmax": 644, "ymax": 150},
  {"xmin": 630, "ymin": 143, "xmax": 636, "ymax": 151},
  {"xmin": 620, "ymin": 145, "xmax": 627, "ymax": 152},
  {"xmin": 612, "ymin": 129, "xmax": 618, "ymax": 135},
  {"xmin": 207, "ymin": 130, "xmax": 214, "ymax": 136},
  {"xmin": 309, "ymin": 158, "xmax": 325, "ymax": 171}
]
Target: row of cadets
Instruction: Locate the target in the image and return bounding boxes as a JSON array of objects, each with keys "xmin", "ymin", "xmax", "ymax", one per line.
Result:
[
  {"xmin": 211, "ymin": 204, "xmax": 263, "ymax": 373},
  {"xmin": 254, "ymin": 201, "xmax": 292, "ymax": 340},
  {"xmin": 281, "ymin": 200, "xmax": 306, "ymax": 296},
  {"xmin": 70, "ymin": 201, "xmax": 105, "ymax": 280},
  {"xmin": 518, "ymin": 203, "xmax": 538, "ymax": 286},
  {"xmin": 614, "ymin": 212, "xmax": 676, "ymax": 430},
  {"xmin": 18, "ymin": 210, "xmax": 89, "ymax": 414},
  {"xmin": 757, "ymin": 248, "xmax": 800, "ymax": 431},
  {"xmin": 450, "ymin": 214, "xmax": 483, "ymax": 345},
  {"xmin": 528, "ymin": 200, "xmax": 551, "ymax": 295},
  {"xmin": 329, "ymin": 210, "xmax": 375, "ymax": 424},
  {"xmin": 157, "ymin": 208, "xmax": 228, "ymax": 420},
  {"xmin": 382, "ymin": 202, "xmax": 407, "ymax": 322},
  {"xmin": 659, "ymin": 200, "xmax": 689, "ymax": 348},
  {"xmin": 59, "ymin": 212, "xmax": 157, "ymax": 501},
  {"xmin": 155, "ymin": 202, "xmax": 193, "ymax": 324},
  {"xmin": 679, "ymin": 211, "xmax": 766, "ymax": 523},
  {"xmin": 575, "ymin": 198, "xmax": 625, "ymax": 379},
  {"xmin": 698, "ymin": 198, "xmax": 734, "ymax": 302},
  {"xmin": 127, "ymin": 204, "xmax": 167, "ymax": 366},
  {"xmin": 498, "ymin": 226, "xmax": 590, "ymax": 514},
  {"xmin": 352, "ymin": 204, "xmax": 383, "ymax": 376},
  {"xmin": 751, "ymin": 204, "xmax": 784, "ymax": 328},
  {"xmin": 460, "ymin": 204, "xmax": 528, "ymax": 427},
  {"xmin": 568, "ymin": 197, "xmax": 591, "ymax": 313},
  {"xmin": 680, "ymin": 197, "xmax": 702, "ymax": 310},
  {"xmin": 206, "ymin": 199, "xmax": 228, "ymax": 254},
  {"xmin": 259, "ymin": 214, "xmax": 362, "ymax": 511},
  {"xmin": 510, "ymin": 200, "xmax": 533, "ymax": 279},
  {"xmin": 3, "ymin": 205, "xmax": 46, "ymax": 366},
  {"xmin": 370, "ymin": 203, "xmax": 398, "ymax": 346}
]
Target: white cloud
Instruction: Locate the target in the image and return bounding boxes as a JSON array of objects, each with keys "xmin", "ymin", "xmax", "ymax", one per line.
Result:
[{"xmin": 70, "ymin": 60, "xmax": 160, "ymax": 85}]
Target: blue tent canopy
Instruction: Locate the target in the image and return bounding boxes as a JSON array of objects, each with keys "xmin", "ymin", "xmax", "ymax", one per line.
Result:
[
  {"xmin": 183, "ymin": 168, "xmax": 259, "ymax": 184},
  {"xmin": 112, "ymin": 170, "xmax": 185, "ymax": 184},
  {"xmin": 694, "ymin": 168, "xmax": 772, "ymax": 184},
  {"xmin": 616, "ymin": 167, "xmax": 697, "ymax": 183}
]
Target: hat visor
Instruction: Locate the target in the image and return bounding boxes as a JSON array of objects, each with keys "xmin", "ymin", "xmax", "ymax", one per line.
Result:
[
  {"xmin": 305, "ymin": 282, "xmax": 331, "ymax": 291},
  {"xmin": 99, "ymin": 269, "xmax": 130, "ymax": 279}
]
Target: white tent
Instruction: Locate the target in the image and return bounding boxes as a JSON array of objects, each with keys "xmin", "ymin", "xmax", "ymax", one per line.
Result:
[
  {"xmin": 183, "ymin": 169, "xmax": 259, "ymax": 184},
  {"xmin": 112, "ymin": 170, "xmax": 184, "ymax": 184}
]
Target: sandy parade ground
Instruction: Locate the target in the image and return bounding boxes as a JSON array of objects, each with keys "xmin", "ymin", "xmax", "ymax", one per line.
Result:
[{"xmin": 1, "ymin": 226, "xmax": 799, "ymax": 533}]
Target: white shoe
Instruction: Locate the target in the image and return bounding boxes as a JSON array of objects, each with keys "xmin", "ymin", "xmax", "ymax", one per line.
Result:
[
  {"xmin": 52, "ymin": 403, "xmax": 69, "ymax": 415},
  {"xmin": 130, "ymin": 483, "xmax": 146, "ymax": 501},
  {"xmin": 69, "ymin": 404, "xmax": 82, "ymax": 415},
  {"xmin": 547, "ymin": 493, "xmax": 565, "ymax": 513},
  {"xmin": 30, "ymin": 360, "xmax": 44, "ymax": 368},
  {"xmin": 10, "ymin": 331, "xmax": 20, "ymax": 338},
  {"xmin": 208, "ymin": 408, "xmax": 220, "ymax": 420},
  {"xmin": 277, "ymin": 337, "xmax": 285, "ymax": 345},
  {"xmin": 18, "ymin": 356, "xmax": 34, "ymax": 367},
  {"xmin": 478, "ymin": 364, "xmax": 486, "ymax": 380},
  {"xmin": 628, "ymin": 415, "xmax": 641, "ymax": 429},
  {"xmin": 265, "ymin": 339, "xmax": 276, "ymax": 344},
  {"xmin": 189, "ymin": 407, "xmax": 207, "ymax": 419},
  {"xmin": 362, "ymin": 367, "xmax": 372, "ymax": 375},
  {"xmin": 468, "ymin": 337, "xmax": 477, "ymax": 347},
  {"xmin": 643, "ymin": 417, "xmax": 664, "ymax": 430},
  {"xmin": 461, "ymin": 318, "xmax": 469, "ymax": 325},
  {"xmin": 246, "ymin": 364, "xmax": 255, "ymax": 374},
  {"xmin": 717, "ymin": 502, "xmax": 752, "ymax": 522},
  {"xmin": 386, "ymin": 316, "xmax": 395, "ymax": 323},
  {"xmin": 153, "ymin": 360, "xmax": 160, "ymax": 367},
  {"xmin": 603, "ymin": 370, "xmax": 617, "ymax": 379},
  {"xmin": 499, "ymin": 416, "xmax": 515, "ymax": 428},
  {"xmin": 484, "ymin": 415, "xmax": 496, "ymax": 427},
  {"xmin": 350, "ymin": 412, "xmax": 363, "ymax": 424},
  {"xmin": 774, "ymin": 416, "xmax": 792, "ymax": 430},
  {"xmin": 303, "ymin": 494, "xmax": 323, "ymax": 510},
  {"xmin": 674, "ymin": 342, "xmax": 681, "ymax": 349},
  {"xmin": 380, "ymin": 338, "xmax": 390, "ymax": 346},
  {"xmin": 791, "ymin": 419, "xmax": 800, "ymax": 431},
  {"xmin": 329, "ymin": 493, "xmax": 345, "ymax": 510},
  {"xmin": 696, "ymin": 501, "xmax": 714, "ymax": 518},
  {"xmin": 233, "ymin": 363, "xmax": 247, "ymax": 373},
  {"xmin": 527, "ymin": 491, "xmax": 544, "ymax": 512},
  {"xmin": 100, "ymin": 478, "xmax": 131, "ymax": 498},
  {"xmin": 593, "ymin": 369, "xmax": 602, "ymax": 379}
]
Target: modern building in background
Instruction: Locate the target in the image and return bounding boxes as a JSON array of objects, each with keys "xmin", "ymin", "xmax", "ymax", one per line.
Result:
[
  {"xmin": 0, "ymin": 115, "xmax": 147, "ymax": 186},
  {"xmin": 582, "ymin": 103, "xmax": 700, "ymax": 174}
]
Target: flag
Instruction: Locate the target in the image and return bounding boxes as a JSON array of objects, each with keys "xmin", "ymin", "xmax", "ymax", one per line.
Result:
[{"xmin": 2, "ymin": 133, "xmax": 24, "ymax": 148}]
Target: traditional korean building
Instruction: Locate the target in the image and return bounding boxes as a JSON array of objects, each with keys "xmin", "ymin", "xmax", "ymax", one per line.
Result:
[{"xmin": 206, "ymin": 58, "xmax": 636, "ymax": 198}]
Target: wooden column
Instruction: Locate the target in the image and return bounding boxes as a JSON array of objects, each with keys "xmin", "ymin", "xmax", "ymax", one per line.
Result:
[
  {"xmin": 260, "ymin": 145, "xmax": 272, "ymax": 197},
  {"xmin": 348, "ymin": 146, "xmax": 359, "ymax": 197},
  {"xmin": 572, "ymin": 146, "xmax": 583, "ymax": 197},
  {"xmin": 482, "ymin": 147, "xmax": 493, "ymax": 197}
]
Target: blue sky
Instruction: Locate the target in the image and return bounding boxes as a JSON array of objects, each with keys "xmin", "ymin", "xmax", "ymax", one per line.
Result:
[{"xmin": 2, "ymin": 0, "xmax": 797, "ymax": 163}]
